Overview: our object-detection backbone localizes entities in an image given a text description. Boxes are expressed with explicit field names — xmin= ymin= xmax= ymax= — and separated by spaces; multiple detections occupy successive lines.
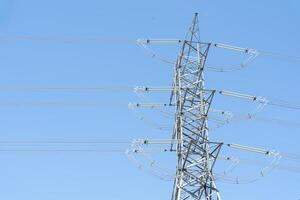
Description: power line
xmin=0 ymin=149 xmax=126 ymax=152
xmin=226 ymin=156 xmax=300 ymax=174
xmin=0 ymin=85 xmax=133 ymax=92
xmin=0 ymin=34 xmax=299 ymax=66
xmin=259 ymin=50 xmax=300 ymax=63
xmin=0 ymin=140 xmax=131 ymax=144
xmin=0 ymin=85 xmax=299 ymax=111
xmin=0 ymin=139 xmax=131 ymax=152
xmin=268 ymin=100 xmax=300 ymax=110
xmin=0 ymin=35 xmax=136 ymax=44
xmin=0 ymin=101 xmax=128 ymax=108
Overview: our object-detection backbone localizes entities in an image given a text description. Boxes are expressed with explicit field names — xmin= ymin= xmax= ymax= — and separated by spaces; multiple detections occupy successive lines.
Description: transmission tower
xmin=169 ymin=13 xmax=222 ymax=200
xmin=130 ymin=13 xmax=288 ymax=200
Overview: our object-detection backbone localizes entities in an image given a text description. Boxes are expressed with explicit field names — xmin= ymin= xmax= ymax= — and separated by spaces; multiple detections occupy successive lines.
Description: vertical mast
xmin=171 ymin=13 xmax=222 ymax=200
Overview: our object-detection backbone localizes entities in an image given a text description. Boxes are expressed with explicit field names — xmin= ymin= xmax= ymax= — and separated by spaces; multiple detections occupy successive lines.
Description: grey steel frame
xmin=170 ymin=13 xmax=223 ymax=200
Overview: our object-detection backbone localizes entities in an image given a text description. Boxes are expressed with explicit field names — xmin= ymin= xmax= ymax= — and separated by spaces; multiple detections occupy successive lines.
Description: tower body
xmin=171 ymin=13 xmax=222 ymax=200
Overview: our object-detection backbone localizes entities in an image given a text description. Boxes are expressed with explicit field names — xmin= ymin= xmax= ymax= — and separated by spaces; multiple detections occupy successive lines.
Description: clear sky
xmin=0 ymin=0 xmax=299 ymax=200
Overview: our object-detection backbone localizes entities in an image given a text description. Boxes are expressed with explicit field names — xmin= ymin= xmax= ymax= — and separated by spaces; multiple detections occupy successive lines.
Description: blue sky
xmin=0 ymin=0 xmax=299 ymax=200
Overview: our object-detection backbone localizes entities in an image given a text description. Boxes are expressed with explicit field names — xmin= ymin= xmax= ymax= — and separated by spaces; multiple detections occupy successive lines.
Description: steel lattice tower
xmin=133 ymin=12 xmax=283 ymax=200
xmin=170 ymin=13 xmax=223 ymax=200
